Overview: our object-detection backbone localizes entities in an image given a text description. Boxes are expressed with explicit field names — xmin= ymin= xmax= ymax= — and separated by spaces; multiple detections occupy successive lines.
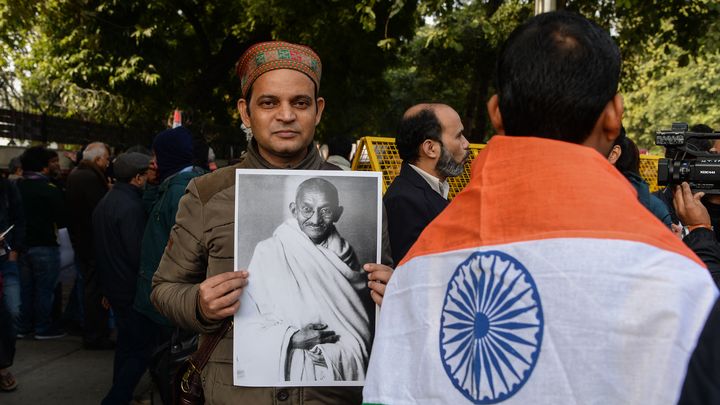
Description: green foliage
xmin=380 ymin=0 xmax=720 ymax=144
xmin=605 ymin=1 xmax=720 ymax=150
xmin=0 ymin=0 xmax=418 ymax=151
xmin=380 ymin=0 xmax=533 ymax=141
xmin=1 ymin=0 xmax=719 ymax=156
xmin=624 ymin=44 xmax=720 ymax=150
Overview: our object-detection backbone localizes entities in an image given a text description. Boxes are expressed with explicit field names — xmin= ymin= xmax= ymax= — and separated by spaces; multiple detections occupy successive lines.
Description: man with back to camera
xmin=150 ymin=41 xmax=392 ymax=404
xmin=236 ymin=177 xmax=370 ymax=383
xmin=384 ymin=103 xmax=469 ymax=264
xmin=363 ymin=11 xmax=720 ymax=404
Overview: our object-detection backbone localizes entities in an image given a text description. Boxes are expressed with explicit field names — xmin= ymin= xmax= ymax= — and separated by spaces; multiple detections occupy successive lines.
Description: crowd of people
xmin=0 ymin=9 xmax=719 ymax=405
xmin=0 ymin=125 xmax=212 ymax=403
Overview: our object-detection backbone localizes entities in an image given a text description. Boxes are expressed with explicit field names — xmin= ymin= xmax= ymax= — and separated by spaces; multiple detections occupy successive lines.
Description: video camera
xmin=656 ymin=122 xmax=720 ymax=194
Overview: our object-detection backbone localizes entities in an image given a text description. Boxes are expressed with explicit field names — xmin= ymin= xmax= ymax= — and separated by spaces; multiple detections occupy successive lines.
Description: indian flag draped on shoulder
xmin=363 ymin=135 xmax=718 ymax=405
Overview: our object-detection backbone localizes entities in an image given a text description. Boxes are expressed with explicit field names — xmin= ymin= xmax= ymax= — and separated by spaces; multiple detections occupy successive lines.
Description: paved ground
xmin=2 ymin=335 xmax=113 ymax=404
xmin=2 ymin=334 xmax=157 ymax=404
xmin=2 ymin=254 xmax=158 ymax=404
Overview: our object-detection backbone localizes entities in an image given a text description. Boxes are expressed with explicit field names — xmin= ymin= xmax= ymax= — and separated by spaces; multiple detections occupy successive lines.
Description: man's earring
xmin=241 ymin=123 xmax=253 ymax=142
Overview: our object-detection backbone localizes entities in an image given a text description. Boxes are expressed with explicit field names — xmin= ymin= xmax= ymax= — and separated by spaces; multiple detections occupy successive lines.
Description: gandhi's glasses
xmin=298 ymin=205 xmax=335 ymax=219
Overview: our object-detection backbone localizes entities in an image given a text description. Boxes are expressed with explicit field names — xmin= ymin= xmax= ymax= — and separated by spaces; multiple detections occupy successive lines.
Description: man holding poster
xmin=150 ymin=41 xmax=391 ymax=404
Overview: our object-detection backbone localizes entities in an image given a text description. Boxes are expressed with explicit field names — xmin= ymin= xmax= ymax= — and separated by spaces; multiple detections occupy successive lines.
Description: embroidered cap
xmin=236 ymin=41 xmax=322 ymax=98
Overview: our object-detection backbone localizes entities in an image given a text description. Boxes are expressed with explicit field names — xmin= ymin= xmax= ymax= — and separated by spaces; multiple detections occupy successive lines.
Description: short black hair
xmin=615 ymin=136 xmax=640 ymax=175
xmin=21 ymin=146 xmax=56 ymax=172
xmin=686 ymin=124 xmax=714 ymax=156
xmin=663 ymin=124 xmax=713 ymax=158
xmin=495 ymin=11 xmax=621 ymax=143
xmin=396 ymin=109 xmax=442 ymax=162
xmin=326 ymin=134 xmax=353 ymax=159
xmin=691 ymin=124 xmax=714 ymax=134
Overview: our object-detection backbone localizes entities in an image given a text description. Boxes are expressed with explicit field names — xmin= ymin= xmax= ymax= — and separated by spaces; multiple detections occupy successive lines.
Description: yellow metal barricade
xmin=639 ymin=155 xmax=661 ymax=193
xmin=353 ymin=136 xmax=663 ymax=197
xmin=351 ymin=136 xmax=484 ymax=199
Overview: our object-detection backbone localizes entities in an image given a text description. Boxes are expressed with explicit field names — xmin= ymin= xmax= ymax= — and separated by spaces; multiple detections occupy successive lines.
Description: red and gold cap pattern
xmin=236 ymin=41 xmax=322 ymax=98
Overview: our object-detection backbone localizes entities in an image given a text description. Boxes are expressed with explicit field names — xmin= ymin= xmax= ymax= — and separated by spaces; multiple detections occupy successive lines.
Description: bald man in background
xmin=384 ymin=104 xmax=469 ymax=264
xmin=66 ymin=142 xmax=113 ymax=349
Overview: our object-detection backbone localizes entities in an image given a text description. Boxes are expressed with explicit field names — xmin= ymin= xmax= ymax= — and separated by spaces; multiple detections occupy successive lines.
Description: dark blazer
xmin=66 ymin=161 xmax=109 ymax=258
xmin=384 ymin=162 xmax=449 ymax=264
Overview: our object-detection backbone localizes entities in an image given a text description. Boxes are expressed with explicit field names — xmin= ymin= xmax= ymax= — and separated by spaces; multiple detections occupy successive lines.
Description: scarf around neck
xmin=240 ymin=139 xmax=326 ymax=170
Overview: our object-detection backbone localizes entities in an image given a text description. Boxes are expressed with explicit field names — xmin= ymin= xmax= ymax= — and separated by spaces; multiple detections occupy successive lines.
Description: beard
xmin=436 ymin=146 xmax=468 ymax=178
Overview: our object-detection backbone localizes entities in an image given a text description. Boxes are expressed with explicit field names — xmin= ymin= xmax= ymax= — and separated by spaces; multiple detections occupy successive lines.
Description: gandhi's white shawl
xmin=235 ymin=219 xmax=370 ymax=385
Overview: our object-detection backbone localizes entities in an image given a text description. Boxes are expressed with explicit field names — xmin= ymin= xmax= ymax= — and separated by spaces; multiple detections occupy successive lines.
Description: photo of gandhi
xmin=235 ymin=176 xmax=373 ymax=385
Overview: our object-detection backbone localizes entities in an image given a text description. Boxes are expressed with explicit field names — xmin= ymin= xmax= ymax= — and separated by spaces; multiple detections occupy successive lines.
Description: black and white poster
xmin=233 ymin=169 xmax=382 ymax=387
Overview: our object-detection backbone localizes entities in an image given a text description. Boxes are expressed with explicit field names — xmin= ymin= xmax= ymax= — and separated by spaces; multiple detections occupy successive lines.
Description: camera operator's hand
xmin=674 ymin=182 xmax=711 ymax=229
xmin=671 ymin=223 xmax=683 ymax=239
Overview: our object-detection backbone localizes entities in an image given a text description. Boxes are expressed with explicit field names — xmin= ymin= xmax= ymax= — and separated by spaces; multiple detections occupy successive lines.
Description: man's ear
xmin=583 ymin=93 xmax=624 ymax=155
xmin=420 ymin=139 xmax=439 ymax=159
xmin=314 ymin=97 xmax=325 ymax=126
xmin=487 ymin=94 xmax=505 ymax=135
xmin=289 ymin=202 xmax=296 ymax=215
xmin=607 ymin=144 xmax=622 ymax=165
xmin=601 ymin=93 xmax=624 ymax=144
xmin=238 ymin=99 xmax=251 ymax=128
xmin=333 ymin=206 xmax=344 ymax=222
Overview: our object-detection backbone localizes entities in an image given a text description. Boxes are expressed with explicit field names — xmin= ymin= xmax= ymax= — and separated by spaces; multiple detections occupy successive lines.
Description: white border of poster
xmin=233 ymin=169 xmax=382 ymax=387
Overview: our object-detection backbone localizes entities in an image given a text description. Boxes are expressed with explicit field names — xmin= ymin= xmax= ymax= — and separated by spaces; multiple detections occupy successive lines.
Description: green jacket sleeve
xmin=151 ymin=179 xmax=221 ymax=334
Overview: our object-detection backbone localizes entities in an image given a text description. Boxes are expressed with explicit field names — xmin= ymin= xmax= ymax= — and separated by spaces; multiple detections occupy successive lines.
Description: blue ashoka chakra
xmin=439 ymin=251 xmax=543 ymax=404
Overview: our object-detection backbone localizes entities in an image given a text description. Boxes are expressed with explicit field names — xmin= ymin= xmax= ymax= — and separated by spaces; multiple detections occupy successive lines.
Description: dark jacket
xmin=678 ymin=297 xmax=720 ymax=404
xmin=655 ymin=187 xmax=720 ymax=237
xmin=92 ymin=182 xmax=147 ymax=308
xmin=17 ymin=173 xmax=67 ymax=247
xmin=0 ymin=178 xmax=25 ymax=252
xmin=134 ymin=166 xmax=206 ymax=326
xmin=653 ymin=187 xmax=720 ymax=281
xmin=66 ymin=161 xmax=109 ymax=258
xmin=704 ymin=200 xmax=720 ymax=242
xmin=384 ymin=162 xmax=449 ymax=264
xmin=683 ymin=227 xmax=720 ymax=289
